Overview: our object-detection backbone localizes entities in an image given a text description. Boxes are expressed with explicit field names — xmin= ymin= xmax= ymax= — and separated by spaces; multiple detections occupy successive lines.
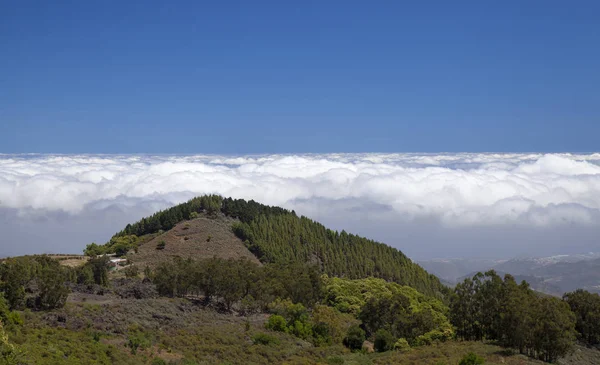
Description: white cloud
xmin=1 ymin=153 xmax=599 ymax=258
xmin=1 ymin=153 xmax=600 ymax=227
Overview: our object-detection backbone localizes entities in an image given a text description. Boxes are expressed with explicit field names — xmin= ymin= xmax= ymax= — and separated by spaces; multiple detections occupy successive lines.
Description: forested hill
xmin=111 ymin=195 xmax=449 ymax=298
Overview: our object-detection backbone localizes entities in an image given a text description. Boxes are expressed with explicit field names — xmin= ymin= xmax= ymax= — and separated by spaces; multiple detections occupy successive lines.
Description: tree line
xmin=450 ymin=270 xmax=578 ymax=363
xmin=0 ymin=256 xmax=70 ymax=311
xmin=149 ymin=256 xmax=322 ymax=311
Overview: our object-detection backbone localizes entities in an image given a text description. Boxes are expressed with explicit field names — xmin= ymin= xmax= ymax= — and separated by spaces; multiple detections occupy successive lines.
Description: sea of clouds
xmin=1 ymin=153 xmax=599 ymax=258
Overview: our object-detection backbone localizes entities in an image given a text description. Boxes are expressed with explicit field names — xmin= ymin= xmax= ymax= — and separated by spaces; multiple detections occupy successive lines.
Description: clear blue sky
xmin=1 ymin=1 xmax=599 ymax=153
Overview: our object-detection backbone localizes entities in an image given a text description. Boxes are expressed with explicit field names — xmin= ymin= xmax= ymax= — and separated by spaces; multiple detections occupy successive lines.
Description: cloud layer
xmin=1 ymin=153 xmax=599 ymax=258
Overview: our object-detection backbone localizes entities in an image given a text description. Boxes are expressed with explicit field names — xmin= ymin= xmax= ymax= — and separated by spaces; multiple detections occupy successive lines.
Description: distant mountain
xmin=456 ymin=270 xmax=564 ymax=296
xmin=421 ymin=253 xmax=600 ymax=295
xmin=493 ymin=252 xmax=600 ymax=276
xmin=418 ymin=258 xmax=506 ymax=284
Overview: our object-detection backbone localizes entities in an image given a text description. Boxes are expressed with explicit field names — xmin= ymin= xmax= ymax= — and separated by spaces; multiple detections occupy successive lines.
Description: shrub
xmin=311 ymin=304 xmax=359 ymax=344
xmin=265 ymin=315 xmax=287 ymax=332
xmin=269 ymin=299 xmax=309 ymax=324
xmin=393 ymin=338 xmax=411 ymax=353
xmin=189 ymin=211 xmax=199 ymax=219
xmin=151 ymin=358 xmax=167 ymax=365
xmin=414 ymin=328 xmax=453 ymax=346
xmin=114 ymin=243 xmax=130 ymax=257
xmin=343 ymin=325 xmax=365 ymax=350
xmin=252 ymin=333 xmax=280 ymax=345
xmin=206 ymin=235 xmax=212 ymax=242
xmin=143 ymin=266 xmax=153 ymax=279
xmin=312 ymin=321 xmax=333 ymax=346
xmin=374 ymin=329 xmax=395 ymax=352
xmin=156 ymin=241 xmax=166 ymax=250
xmin=124 ymin=265 xmax=139 ymax=278
xmin=327 ymin=356 xmax=345 ymax=364
xmin=290 ymin=320 xmax=313 ymax=340
xmin=0 ymin=320 xmax=21 ymax=365
xmin=0 ymin=296 xmax=11 ymax=324
xmin=459 ymin=352 xmax=485 ymax=365
xmin=127 ymin=328 xmax=151 ymax=355
xmin=36 ymin=265 xmax=70 ymax=310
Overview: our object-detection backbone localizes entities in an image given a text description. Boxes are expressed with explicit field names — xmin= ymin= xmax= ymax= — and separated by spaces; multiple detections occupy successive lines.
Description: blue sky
xmin=1 ymin=1 xmax=599 ymax=153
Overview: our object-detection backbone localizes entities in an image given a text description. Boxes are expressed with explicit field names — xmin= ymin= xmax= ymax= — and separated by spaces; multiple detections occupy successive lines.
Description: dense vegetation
xmin=3 ymin=251 xmax=598 ymax=364
xmin=2 ymin=196 xmax=599 ymax=364
xmin=98 ymin=195 xmax=447 ymax=298
xmin=563 ymin=289 xmax=600 ymax=346
xmin=0 ymin=256 xmax=70 ymax=312
xmin=450 ymin=271 xmax=577 ymax=362
xmin=150 ymin=257 xmax=322 ymax=310
xmin=323 ymin=277 xmax=453 ymax=346
xmin=149 ymin=257 xmax=454 ymax=351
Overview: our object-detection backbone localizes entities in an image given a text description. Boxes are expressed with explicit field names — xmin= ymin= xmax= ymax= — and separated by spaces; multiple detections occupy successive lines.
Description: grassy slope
xmin=9 ymin=290 xmax=596 ymax=365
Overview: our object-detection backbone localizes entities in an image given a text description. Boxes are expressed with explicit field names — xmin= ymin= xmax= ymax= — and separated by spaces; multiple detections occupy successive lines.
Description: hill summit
xmin=89 ymin=195 xmax=448 ymax=298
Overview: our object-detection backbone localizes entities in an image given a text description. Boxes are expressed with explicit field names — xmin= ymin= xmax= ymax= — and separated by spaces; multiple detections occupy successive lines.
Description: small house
xmin=108 ymin=258 xmax=128 ymax=270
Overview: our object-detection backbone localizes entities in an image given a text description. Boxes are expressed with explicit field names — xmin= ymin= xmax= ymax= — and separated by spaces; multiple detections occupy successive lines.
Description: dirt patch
xmin=58 ymin=257 xmax=89 ymax=268
xmin=129 ymin=214 xmax=260 ymax=268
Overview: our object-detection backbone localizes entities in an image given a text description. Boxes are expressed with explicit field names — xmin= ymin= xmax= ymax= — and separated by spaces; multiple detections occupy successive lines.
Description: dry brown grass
xmin=130 ymin=214 xmax=260 ymax=268
xmin=58 ymin=257 xmax=89 ymax=268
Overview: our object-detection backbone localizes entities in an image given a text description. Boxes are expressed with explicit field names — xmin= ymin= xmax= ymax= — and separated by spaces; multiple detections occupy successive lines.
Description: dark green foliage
xmin=0 ymin=256 xmax=69 ymax=310
xmin=563 ymin=289 xmax=600 ymax=346
xmin=252 ymin=333 xmax=280 ymax=345
xmin=127 ymin=327 xmax=151 ymax=355
xmin=357 ymin=288 xmax=451 ymax=345
xmin=82 ymin=256 xmax=110 ymax=286
xmin=232 ymin=212 xmax=448 ymax=299
xmin=151 ymin=358 xmax=167 ymax=365
xmin=0 ymin=257 xmax=34 ymax=310
xmin=0 ymin=320 xmax=21 ymax=365
xmin=458 ymin=352 xmax=485 ymax=365
xmin=83 ymin=242 xmax=104 ymax=257
xmin=393 ymin=338 xmax=411 ymax=352
xmin=451 ymin=271 xmax=576 ymax=362
xmin=265 ymin=315 xmax=287 ymax=332
xmin=221 ymin=197 xmax=289 ymax=223
xmin=156 ymin=241 xmax=166 ymax=250
xmin=312 ymin=321 xmax=333 ymax=346
xmin=85 ymin=235 xmax=138 ymax=257
xmin=267 ymin=300 xmax=316 ymax=341
xmin=0 ymin=296 xmax=9 ymax=325
xmin=151 ymin=257 xmax=321 ymax=311
xmin=37 ymin=263 xmax=69 ymax=310
xmin=374 ymin=329 xmax=395 ymax=352
xmin=343 ymin=325 xmax=365 ymax=350
xmin=76 ymin=265 xmax=94 ymax=285
xmin=113 ymin=243 xmax=130 ymax=257
xmin=322 ymin=276 xmax=453 ymax=346
xmin=115 ymin=195 xmax=224 ymax=237
xmin=0 ymin=296 xmax=22 ymax=328
xmin=310 ymin=305 xmax=359 ymax=345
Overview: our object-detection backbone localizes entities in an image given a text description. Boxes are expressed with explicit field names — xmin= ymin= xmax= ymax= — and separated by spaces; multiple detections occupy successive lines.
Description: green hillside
xmin=109 ymin=195 xmax=448 ymax=299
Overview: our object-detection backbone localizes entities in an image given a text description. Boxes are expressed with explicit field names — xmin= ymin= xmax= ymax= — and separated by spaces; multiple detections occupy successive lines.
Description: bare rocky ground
xmin=130 ymin=214 xmax=260 ymax=269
